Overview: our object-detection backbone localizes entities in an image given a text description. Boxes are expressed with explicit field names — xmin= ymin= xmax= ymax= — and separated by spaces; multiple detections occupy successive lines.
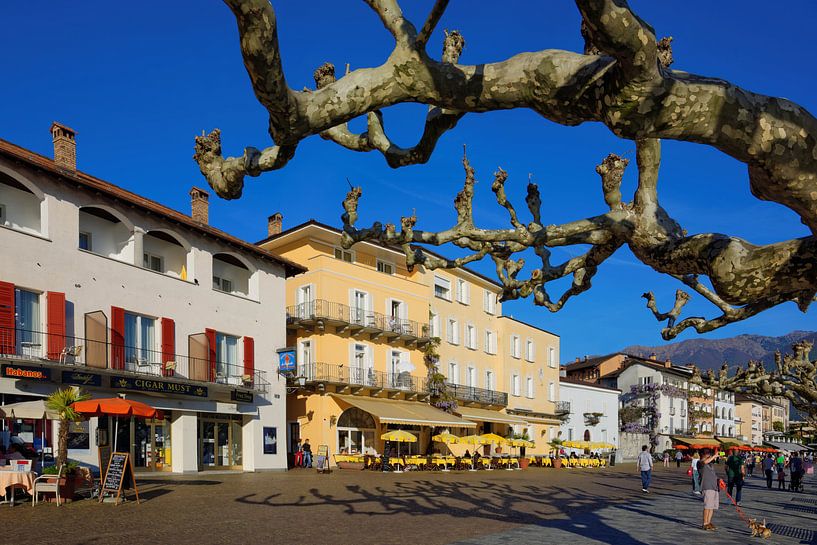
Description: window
xmin=376 ymin=260 xmax=393 ymax=275
xmin=334 ymin=247 xmax=353 ymax=262
xmin=548 ymin=347 xmax=556 ymax=368
xmin=526 ymin=377 xmax=534 ymax=398
xmin=124 ymin=312 xmax=156 ymax=366
xmin=350 ymin=343 xmax=371 ymax=384
xmin=448 ymin=362 xmax=458 ymax=385
xmin=568 ymin=428 xmax=574 ymax=441
xmin=456 ymin=279 xmax=470 ymax=304
xmin=483 ymin=289 xmax=495 ymax=314
xmin=212 ymin=276 xmax=233 ymax=293
xmin=525 ymin=339 xmax=535 ymax=362
xmin=215 ymin=332 xmax=239 ymax=377
xmin=510 ymin=335 xmax=521 ymax=358
xmin=484 ymin=330 xmax=496 ymax=354
xmin=0 ymin=204 xmax=4 ymax=223
xmin=548 ymin=381 xmax=555 ymax=401
xmin=143 ymin=252 xmax=163 ymax=273
xmin=511 ymin=373 xmax=520 ymax=396
xmin=351 ymin=290 xmax=369 ymax=325
xmin=465 ymin=324 xmax=476 ymax=349
xmin=639 ymin=376 xmax=653 ymax=386
xmin=78 ymin=231 xmax=92 ymax=251
xmin=466 ymin=366 xmax=476 ymax=388
xmin=485 ymin=370 xmax=494 ymax=390
xmin=434 ymin=275 xmax=451 ymax=301
xmin=429 ymin=311 xmax=440 ymax=337
xmin=299 ymin=340 xmax=313 ymax=377
xmin=447 ymin=318 xmax=459 ymax=345
xmin=14 ymin=288 xmax=40 ymax=349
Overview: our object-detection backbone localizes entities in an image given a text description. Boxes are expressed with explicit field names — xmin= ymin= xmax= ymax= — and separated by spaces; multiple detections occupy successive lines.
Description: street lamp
xmin=285 ymin=374 xmax=307 ymax=394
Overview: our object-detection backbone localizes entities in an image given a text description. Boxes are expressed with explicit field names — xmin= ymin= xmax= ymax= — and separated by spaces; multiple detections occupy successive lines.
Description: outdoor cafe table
xmin=0 ymin=467 xmax=35 ymax=506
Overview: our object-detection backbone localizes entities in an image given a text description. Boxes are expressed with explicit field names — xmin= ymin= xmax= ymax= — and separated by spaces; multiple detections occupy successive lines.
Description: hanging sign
xmin=277 ymin=347 xmax=296 ymax=373
xmin=231 ymin=390 xmax=253 ymax=403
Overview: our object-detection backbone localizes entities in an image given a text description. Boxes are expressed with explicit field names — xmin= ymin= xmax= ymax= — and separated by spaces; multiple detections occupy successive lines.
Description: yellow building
xmin=260 ymin=219 xmax=561 ymax=463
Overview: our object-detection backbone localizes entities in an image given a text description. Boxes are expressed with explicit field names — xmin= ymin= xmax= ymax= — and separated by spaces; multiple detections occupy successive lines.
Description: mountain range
xmin=621 ymin=330 xmax=817 ymax=371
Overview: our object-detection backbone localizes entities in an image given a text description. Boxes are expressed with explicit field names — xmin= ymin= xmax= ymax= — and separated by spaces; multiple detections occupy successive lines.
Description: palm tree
xmin=45 ymin=387 xmax=90 ymax=467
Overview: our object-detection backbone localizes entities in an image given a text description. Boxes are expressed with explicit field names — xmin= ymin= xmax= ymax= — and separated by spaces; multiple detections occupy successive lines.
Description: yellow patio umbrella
xmin=508 ymin=438 xmax=535 ymax=448
xmin=459 ymin=435 xmax=488 ymax=471
xmin=479 ymin=433 xmax=510 ymax=446
xmin=380 ymin=430 xmax=417 ymax=473
xmin=431 ymin=433 xmax=460 ymax=472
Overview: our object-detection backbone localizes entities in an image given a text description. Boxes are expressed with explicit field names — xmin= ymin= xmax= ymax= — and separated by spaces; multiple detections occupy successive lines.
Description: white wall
xmin=0 ymin=180 xmax=42 ymax=235
xmin=0 ymin=156 xmax=290 ymax=472
xmin=143 ymin=232 xmax=188 ymax=278
xmin=559 ymin=381 xmax=620 ymax=449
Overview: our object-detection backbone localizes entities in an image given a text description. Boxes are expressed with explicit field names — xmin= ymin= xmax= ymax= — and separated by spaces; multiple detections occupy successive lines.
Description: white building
xmin=0 ymin=123 xmax=304 ymax=473
xmin=713 ymin=389 xmax=736 ymax=438
xmin=602 ymin=359 xmax=690 ymax=452
xmin=558 ymin=378 xmax=620 ymax=449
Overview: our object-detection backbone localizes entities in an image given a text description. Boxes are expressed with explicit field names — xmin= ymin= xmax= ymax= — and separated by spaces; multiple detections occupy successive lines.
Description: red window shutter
xmin=243 ymin=336 xmax=255 ymax=381
xmin=161 ymin=317 xmax=175 ymax=377
xmin=205 ymin=328 xmax=217 ymax=382
xmin=0 ymin=281 xmax=15 ymax=355
xmin=46 ymin=292 xmax=66 ymax=360
xmin=111 ymin=306 xmax=125 ymax=370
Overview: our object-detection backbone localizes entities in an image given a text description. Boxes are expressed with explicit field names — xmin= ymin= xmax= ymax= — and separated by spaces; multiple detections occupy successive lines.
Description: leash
xmin=718 ymin=478 xmax=751 ymax=524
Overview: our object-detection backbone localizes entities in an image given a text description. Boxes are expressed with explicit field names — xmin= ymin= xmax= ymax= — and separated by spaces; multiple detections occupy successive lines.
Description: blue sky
xmin=2 ymin=1 xmax=815 ymax=361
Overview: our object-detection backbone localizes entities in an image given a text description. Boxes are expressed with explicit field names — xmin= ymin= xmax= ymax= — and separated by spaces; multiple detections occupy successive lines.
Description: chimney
xmin=664 ymin=359 xmax=672 ymax=368
xmin=268 ymin=212 xmax=283 ymax=237
xmin=50 ymin=122 xmax=77 ymax=171
xmin=575 ymin=357 xmax=580 ymax=363
xmin=584 ymin=355 xmax=589 ymax=362
xmin=649 ymin=353 xmax=657 ymax=361
xmin=189 ymin=187 xmax=209 ymax=224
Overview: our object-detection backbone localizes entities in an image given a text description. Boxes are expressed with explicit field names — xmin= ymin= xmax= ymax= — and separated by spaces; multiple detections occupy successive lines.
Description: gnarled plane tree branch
xmin=691 ymin=341 xmax=817 ymax=423
xmin=197 ymin=0 xmax=817 ymax=338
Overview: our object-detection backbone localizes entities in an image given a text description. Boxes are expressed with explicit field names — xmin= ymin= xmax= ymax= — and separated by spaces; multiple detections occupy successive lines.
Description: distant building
xmin=558 ymin=378 xmax=620 ymax=449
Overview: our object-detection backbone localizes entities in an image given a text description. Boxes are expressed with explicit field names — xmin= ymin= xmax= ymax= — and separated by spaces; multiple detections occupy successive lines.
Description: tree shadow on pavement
xmin=235 ymin=478 xmax=652 ymax=545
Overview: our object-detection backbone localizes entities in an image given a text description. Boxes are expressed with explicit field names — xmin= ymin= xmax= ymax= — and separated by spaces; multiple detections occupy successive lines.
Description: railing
xmin=0 ymin=327 xmax=268 ymax=393
xmin=555 ymin=400 xmax=571 ymax=414
xmin=297 ymin=362 xmax=427 ymax=394
xmin=287 ymin=300 xmax=429 ymax=340
xmin=444 ymin=382 xmax=508 ymax=406
xmin=669 ymin=407 xmax=676 ymax=416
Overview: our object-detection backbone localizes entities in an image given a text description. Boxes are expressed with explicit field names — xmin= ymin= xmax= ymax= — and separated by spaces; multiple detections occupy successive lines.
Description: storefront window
xmin=198 ymin=414 xmax=242 ymax=468
xmin=336 ymin=408 xmax=376 ymax=455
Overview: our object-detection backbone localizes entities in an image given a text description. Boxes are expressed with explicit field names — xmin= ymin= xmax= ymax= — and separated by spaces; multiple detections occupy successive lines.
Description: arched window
xmin=0 ymin=170 xmax=44 ymax=235
xmin=78 ymin=205 xmax=133 ymax=261
xmin=143 ymin=229 xmax=191 ymax=279
xmin=728 ymin=408 xmax=733 ymax=420
xmin=337 ymin=407 xmax=376 ymax=456
xmin=583 ymin=429 xmax=591 ymax=441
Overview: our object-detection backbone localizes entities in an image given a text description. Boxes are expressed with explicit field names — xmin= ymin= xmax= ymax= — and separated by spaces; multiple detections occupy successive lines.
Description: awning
xmin=716 ymin=437 xmax=751 ymax=447
xmin=763 ymin=440 xmax=813 ymax=452
xmin=0 ymin=400 xmax=59 ymax=420
xmin=456 ymin=406 xmax=529 ymax=425
xmin=513 ymin=415 xmax=562 ymax=426
xmin=671 ymin=436 xmax=721 ymax=448
xmin=331 ymin=394 xmax=476 ymax=428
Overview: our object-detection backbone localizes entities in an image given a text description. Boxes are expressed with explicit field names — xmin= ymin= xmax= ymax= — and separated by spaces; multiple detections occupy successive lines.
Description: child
xmin=777 ymin=466 xmax=786 ymax=490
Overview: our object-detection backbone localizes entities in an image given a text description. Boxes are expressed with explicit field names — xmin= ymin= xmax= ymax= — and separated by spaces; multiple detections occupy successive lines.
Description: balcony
xmin=296 ymin=362 xmax=427 ymax=396
xmin=287 ymin=300 xmax=429 ymax=344
xmin=1 ymin=327 xmax=268 ymax=393
xmin=443 ymin=382 xmax=508 ymax=407
xmin=555 ymin=400 xmax=571 ymax=415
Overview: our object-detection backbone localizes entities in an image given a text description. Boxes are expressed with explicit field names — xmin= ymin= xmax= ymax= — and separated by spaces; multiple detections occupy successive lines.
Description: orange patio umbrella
xmin=673 ymin=445 xmax=688 ymax=450
xmin=72 ymin=398 xmax=162 ymax=451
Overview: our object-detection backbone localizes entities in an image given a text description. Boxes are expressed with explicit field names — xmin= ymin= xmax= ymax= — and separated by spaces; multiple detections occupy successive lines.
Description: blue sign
xmin=277 ymin=348 xmax=296 ymax=373
xmin=62 ymin=370 xmax=103 ymax=387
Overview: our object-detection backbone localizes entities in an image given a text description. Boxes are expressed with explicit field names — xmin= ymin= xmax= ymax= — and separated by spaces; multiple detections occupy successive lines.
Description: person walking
xmin=747 ymin=453 xmax=755 ymax=477
xmin=637 ymin=445 xmax=654 ymax=493
xmin=777 ymin=465 xmax=786 ymax=490
xmin=302 ymin=438 xmax=313 ymax=468
xmin=699 ymin=448 xmax=721 ymax=531
xmin=762 ymin=453 xmax=775 ymax=489
xmin=790 ymin=452 xmax=804 ymax=491
xmin=675 ymin=449 xmax=683 ymax=468
xmin=663 ymin=451 xmax=670 ymax=468
xmin=691 ymin=452 xmax=702 ymax=495
xmin=725 ymin=449 xmax=746 ymax=505
xmin=776 ymin=451 xmax=786 ymax=471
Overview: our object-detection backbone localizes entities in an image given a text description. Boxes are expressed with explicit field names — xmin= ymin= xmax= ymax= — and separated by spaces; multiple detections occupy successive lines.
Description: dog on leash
xmin=748 ymin=518 xmax=772 ymax=539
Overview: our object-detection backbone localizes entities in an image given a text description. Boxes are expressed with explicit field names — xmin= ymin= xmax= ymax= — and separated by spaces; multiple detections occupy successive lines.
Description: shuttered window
xmin=46 ymin=292 xmax=66 ymax=359
xmin=110 ymin=306 xmax=125 ymax=370
xmin=0 ymin=281 xmax=15 ymax=354
xmin=161 ymin=317 xmax=175 ymax=377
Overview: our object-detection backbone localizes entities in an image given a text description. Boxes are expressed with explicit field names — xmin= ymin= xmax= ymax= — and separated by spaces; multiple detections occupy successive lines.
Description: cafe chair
xmin=33 ymin=465 xmax=64 ymax=506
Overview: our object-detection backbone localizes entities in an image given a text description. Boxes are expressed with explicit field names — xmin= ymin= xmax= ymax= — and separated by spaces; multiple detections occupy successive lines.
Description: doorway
xmin=105 ymin=416 xmax=171 ymax=472
xmin=199 ymin=414 xmax=243 ymax=469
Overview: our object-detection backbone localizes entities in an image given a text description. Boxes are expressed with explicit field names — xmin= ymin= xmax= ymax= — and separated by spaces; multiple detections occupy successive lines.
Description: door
xmin=352 ymin=291 xmax=367 ymax=324
xmin=299 ymin=340 xmax=313 ymax=379
xmin=390 ymin=350 xmax=401 ymax=387
xmin=199 ymin=416 xmax=242 ymax=469
xmin=133 ymin=418 xmax=171 ymax=472
xmin=352 ymin=344 xmax=367 ymax=385
xmin=296 ymin=285 xmax=313 ymax=318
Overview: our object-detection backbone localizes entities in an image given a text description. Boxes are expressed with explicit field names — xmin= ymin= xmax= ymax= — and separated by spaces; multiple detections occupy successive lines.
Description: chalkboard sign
xmin=316 ymin=444 xmax=329 ymax=473
xmin=99 ymin=452 xmax=140 ymax=505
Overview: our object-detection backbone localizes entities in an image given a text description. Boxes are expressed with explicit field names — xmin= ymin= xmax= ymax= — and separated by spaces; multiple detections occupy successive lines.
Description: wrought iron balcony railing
xmin=1 ymin=327 xmax=268 ymax=393
xmin=296 ymin=362 xmax=427 ymax=394
xmin=555 ymin=400 xmax=571 ymax=414
xmin=286 ymin=300 xmax=429 ymax=341
xmin=443 ymin=382 xmax=508 ymax=406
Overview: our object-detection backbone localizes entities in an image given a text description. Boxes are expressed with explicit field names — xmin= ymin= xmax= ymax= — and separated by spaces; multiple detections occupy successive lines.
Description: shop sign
xmin=231 ymin=390 xmax=253 ymax=403
xmin=62 ymin=370 xmax=102 ymax=387
xmin=1 ymin=364 xmax=51 ymax=381
xmin=277 ymin=347 xmax=296 ymax=373
xmin=110 ymin=375 xmax=208 ymax=398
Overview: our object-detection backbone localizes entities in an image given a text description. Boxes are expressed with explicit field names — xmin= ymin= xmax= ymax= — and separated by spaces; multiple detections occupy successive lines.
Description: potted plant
xmin=548 ymin=438 xmax=565 ymax=468
xmin=40 ymin=461 xmax=83 ymax=502
xmin=45 ymin=387 xmax=90 ymax=500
